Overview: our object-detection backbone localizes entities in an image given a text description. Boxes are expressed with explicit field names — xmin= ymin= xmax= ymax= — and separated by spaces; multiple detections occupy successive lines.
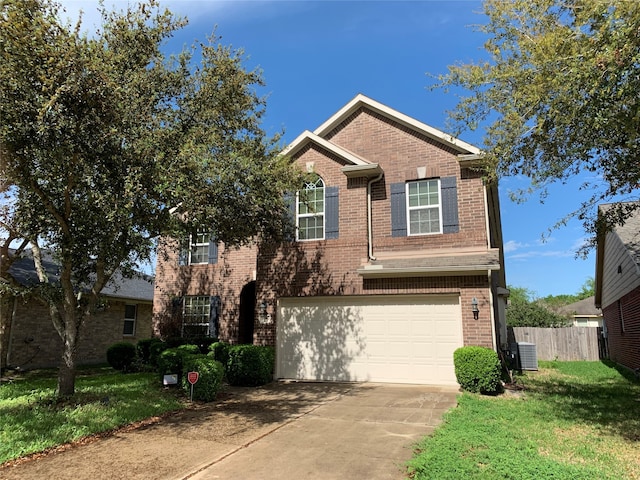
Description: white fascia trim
xmin=314 ymin=94 xmax=481 ymax=155
xmin=282 ymin=131 xmax=369 ymax=166
xmin=357 ymin=263 xmax=501 ymax=278
xmin=341 ymin=163 xmax=383 ymax=178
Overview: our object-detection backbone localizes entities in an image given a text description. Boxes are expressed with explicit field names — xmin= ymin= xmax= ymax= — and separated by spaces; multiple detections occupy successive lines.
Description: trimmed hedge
xmin=136 ymin=338 xmax=164 ymax=365
xmin=181 ymin=355 xmax=225 ymax=402
xmin=157 ymin=344 xmax=200 ymax=382
xmin=226 ymin=345 xmax=274 ymax=387
xmin=106 ymin=342 xmax=137 ymax=372
xmin=208 ymin=342 xmax=230 ymax=367
xmin=453 ymin=346 xmax=502 ymax=394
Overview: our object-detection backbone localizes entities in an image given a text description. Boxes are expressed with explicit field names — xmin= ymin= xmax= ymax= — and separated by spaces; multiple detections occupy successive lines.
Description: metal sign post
xmin=187 ymin=371 xmax=199 ymax=401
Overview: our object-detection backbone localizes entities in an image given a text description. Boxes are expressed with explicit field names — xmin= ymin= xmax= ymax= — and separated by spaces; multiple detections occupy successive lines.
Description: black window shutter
xmin=390 ymin=183 xmax=407 ymax=237
xmin=208 ymin=235 xmax=218 ymax=264
xmin=178 ymin=237 xmax=188 ymax=266
xmin=284 ymin=192 xmax=296 ymax=241
xmin=209 ymin=296 xmax=220 ymax=338
xmin=441 ymin=176 xmax=460 ymax=234
xmin=325 ymin=186 xmax=339 ymax=239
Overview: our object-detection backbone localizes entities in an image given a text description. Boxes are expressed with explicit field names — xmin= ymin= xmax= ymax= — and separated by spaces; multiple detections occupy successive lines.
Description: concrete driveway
xmin=187 ymin=382 xmax=458 ymax=480
xmin=0 ymin=382 xmax=458 ymax=480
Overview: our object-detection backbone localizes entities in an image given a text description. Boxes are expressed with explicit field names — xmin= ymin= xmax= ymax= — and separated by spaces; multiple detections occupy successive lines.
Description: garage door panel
xmin=277 ymin=295 xmax=462 ymax=385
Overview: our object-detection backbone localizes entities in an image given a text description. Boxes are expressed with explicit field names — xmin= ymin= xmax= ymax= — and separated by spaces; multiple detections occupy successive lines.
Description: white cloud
xmin=503 ymin=240 xmax=522 ymax=253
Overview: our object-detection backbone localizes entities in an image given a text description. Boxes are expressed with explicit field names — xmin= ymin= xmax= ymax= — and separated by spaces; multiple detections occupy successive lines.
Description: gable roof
xmin=282 ymin=94 xmax=482 ymax=165
xmin=7 ymin=250 xmax=154 ymax=302
xmin=556 ymin=296 xmax=601 ymax=317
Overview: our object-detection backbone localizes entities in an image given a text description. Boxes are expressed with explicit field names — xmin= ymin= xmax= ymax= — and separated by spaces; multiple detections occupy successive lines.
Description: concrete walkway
xmin=0 ymin=382 xmax=458 ymax=480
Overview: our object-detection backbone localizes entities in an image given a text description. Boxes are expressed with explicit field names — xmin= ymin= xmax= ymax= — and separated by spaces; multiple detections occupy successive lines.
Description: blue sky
xmin=58 ymin=0 xmax=597 ymax=298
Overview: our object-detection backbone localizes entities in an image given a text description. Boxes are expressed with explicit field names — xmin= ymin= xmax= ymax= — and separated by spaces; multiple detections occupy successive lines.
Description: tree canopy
xmin=0 ymin=0 xmax=298 ymax=395
xmin=433 ymin=0 xmax=640 ymax=251
xmin=506 ymin=285 xmax=571 ymax=328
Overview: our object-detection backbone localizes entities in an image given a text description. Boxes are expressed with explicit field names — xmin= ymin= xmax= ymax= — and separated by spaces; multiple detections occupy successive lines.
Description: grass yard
xmin=0 ymin=367 xmax=185 ymax=465
xmin=408 ymin=361 xmax=640 ymax=480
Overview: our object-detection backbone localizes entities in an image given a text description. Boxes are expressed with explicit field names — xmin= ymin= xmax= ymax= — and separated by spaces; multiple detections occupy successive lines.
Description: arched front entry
xmin=238 ymin=281 xmax=256 ymax=344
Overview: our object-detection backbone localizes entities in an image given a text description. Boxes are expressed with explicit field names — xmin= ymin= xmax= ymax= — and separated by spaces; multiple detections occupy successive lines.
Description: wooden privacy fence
xmin=509 ymin=327 xmax=605 ymax=361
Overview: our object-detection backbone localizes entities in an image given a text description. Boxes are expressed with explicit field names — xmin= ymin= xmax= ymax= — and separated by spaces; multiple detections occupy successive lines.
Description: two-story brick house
xmin=153 ymin=94 xmax=508 ymax=386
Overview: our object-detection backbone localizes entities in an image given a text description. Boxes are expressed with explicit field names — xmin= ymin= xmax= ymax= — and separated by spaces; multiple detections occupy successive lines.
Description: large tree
xmin=433 ymin=0 xmax=640 ymax=249
xmin=0 ymin=0 xmax=297 ymax=395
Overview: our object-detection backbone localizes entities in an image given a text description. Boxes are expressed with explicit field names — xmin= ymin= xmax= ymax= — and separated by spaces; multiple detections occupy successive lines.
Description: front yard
xmin=0 ymin=367 xmax=185 ymax=465
xmin=2 ymin=361 xmax=639 ymax=478
xmin=408 ymin=361 xmax=640 ymax=479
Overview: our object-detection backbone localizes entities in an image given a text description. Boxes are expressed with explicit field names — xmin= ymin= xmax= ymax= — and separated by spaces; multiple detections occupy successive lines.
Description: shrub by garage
xmin=453 ymin=346 xmax=501 ymax=394
xmin=226 ymin=345 xmax=274 ymax=387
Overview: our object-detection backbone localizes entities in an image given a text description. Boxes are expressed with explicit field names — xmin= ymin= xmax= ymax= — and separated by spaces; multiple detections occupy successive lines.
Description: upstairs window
xmin=297 ymin=176 xmax=325 ymax=241
xmin=179 ymin=230 xmax=218 ymax=266
xmin=407 ymin=179 xmax=442 ymax=235
xmin=391 ymin=177 xmax=458 ymax=237
xmin=189 ymin=230 xmax=210 ymax=264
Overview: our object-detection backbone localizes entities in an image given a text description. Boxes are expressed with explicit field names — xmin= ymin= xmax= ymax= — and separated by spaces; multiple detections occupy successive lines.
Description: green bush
xmin=453 ymin=346 xmax=502 ymax=394
xmin=106 ymin=342 xmax=137 ymax=372
xmin=181 ymin=354 xmax=225 ymax=402
xmin=165 ymin=336 xmax=218 ymax=354
xmin=208 ymin=342 xmax=230 ymax=366
xmin=136 ymin=338 xmax=164 ymax=365
xmin=226 ymin=345 xmax=274 ymax=386
xmin=149 ymin=340 xmax=168 ymax=367
xmin=157 ymin=344 xmax=200 ymax=381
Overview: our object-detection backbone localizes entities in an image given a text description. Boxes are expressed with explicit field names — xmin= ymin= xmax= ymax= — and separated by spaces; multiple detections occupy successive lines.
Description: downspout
xmin=488 ymin=269 xmax=498 ymax=351
xmin=367 ymin=173 xmax=384 ymax=261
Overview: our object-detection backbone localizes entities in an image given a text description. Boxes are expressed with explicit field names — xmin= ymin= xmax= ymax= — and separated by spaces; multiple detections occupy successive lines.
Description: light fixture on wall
xmin=471 ymin=297 xmax=479 ymax=320
xmin=258 ymin=301 xmax=272 ymax=325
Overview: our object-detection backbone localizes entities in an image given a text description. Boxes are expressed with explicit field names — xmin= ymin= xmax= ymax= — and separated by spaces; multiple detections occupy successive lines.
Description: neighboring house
xmin=557 ymin=296 xmax=603 ymax=327
xmin=595 ymin=202 xmax=640 ymax=373
xmin=4 ymin=251 xmax=153 ymax=369
xmin=154 ymin=94 xmax=508 ymax=386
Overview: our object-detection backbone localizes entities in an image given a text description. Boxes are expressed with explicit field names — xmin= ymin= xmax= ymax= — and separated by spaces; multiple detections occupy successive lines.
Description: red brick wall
xmin=153 ymin=238 xmax=257 ymax=343
xmin=603 ymin=285 xmax=640 ymax=371
xmin=254 ymin=107 xmax=494 ymax=349
xmin=8 ymin=298 xmax=152 ymax=369
xmin=155 ymin=106 xmax=496 ymax=352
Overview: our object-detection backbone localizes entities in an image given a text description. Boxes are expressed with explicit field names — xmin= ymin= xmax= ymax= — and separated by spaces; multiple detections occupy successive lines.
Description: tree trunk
xmin=54 ymin=306 xmax=81 ymax=397
xmin=57 ymin=356 xmax=76 ymax=397
xmin=0 ymin=295 xmax=13 ymax=372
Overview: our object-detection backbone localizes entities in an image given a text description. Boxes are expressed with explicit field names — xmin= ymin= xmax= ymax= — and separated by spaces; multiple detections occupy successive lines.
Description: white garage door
xmin=277 ymin=295 xmax=462 ymax=385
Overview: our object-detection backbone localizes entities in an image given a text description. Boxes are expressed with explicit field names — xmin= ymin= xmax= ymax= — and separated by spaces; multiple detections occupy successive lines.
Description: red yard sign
xmin=187 ymin=371 xmax=199 ymax=385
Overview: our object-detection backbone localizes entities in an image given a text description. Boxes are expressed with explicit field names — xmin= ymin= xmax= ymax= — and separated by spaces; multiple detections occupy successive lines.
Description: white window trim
xmin=182 ymin=295 xmax=211 ymax=337
xmin=406 ymin=179 xmax=443 ymax=236
xmin=123 ymin=304 xmax=137 ymax=337
xmin=188 ymin=231 xmax=210 ymax=265
xmin=296 ymin=177 xmax=325 ymax=241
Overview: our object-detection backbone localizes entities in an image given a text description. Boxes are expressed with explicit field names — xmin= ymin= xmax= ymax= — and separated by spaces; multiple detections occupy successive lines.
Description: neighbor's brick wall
xmin=8 ymin=298 xmax=152 ymax=369
xmin=254 ymin=107 xmax=494 ymax=349
xmin=603 ymin=285 xmax=640 ymax=371
xmin=153 ymin=238 xmax=257 ymax=343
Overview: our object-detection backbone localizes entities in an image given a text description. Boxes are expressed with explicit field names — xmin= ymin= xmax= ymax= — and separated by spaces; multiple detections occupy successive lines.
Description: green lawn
xmin=407 ymin=361 xmax=640 ymax=479
xmin=0 ymin=367 xmax=185 ymax=465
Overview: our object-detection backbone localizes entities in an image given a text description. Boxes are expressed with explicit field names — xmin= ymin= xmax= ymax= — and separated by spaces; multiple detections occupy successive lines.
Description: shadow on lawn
xmin=526 ymin=361 xmax=640 ymax=442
